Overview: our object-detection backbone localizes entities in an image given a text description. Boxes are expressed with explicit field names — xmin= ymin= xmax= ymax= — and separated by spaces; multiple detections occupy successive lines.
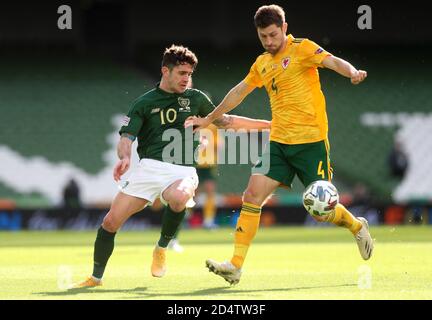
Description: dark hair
xmin=161 ymin=45 xmax=198 ymax=70
xmin=254 ymin=4 xmax=285 ymax=28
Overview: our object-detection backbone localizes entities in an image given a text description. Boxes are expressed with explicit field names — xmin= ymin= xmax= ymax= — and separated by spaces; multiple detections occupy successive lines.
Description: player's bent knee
xmin=169 ymin=201 xmax=186 ymax=212
xmin=243 ymin=188 xmax=264 ymax=206
xmin=102 ymin=214 xmax=121 ymax=232
xmin=168 ymin=191 xmax=191 ymax=212
xmin=170 ymin=198 xmax=189 ymax=212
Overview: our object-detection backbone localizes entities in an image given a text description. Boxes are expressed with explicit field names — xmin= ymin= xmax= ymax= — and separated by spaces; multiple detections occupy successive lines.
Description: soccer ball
xmin=302 ymin=180 xmax=339 ymax=216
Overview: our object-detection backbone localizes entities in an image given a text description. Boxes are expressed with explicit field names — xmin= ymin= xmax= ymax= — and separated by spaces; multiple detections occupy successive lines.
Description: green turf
xmin=0 ymin=225 xmax=431 ymax=300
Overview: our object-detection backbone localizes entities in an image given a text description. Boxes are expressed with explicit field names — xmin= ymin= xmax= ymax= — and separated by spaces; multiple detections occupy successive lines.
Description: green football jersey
xmin=119 ymin=84 xmax=215 ymax=166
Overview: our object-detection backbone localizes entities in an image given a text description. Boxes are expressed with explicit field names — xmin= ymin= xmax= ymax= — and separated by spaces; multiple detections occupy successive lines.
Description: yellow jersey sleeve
xmin=299 ymin=39 xmax=331 ymax=68
xmin=244 ymin=60 xmax=264 ymax=88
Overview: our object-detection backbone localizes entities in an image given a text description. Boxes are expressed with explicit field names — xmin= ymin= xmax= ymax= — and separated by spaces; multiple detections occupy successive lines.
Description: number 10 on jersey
xmin=160 ymin=108 xmax=178 ymax=124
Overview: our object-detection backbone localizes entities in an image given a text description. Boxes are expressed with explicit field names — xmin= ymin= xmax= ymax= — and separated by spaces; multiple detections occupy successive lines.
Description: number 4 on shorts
xmin=317 ymin=160 xmax=325 ymax=179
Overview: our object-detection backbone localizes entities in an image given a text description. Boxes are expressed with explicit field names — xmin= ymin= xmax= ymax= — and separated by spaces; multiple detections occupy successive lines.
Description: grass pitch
xmin=0 ymin=225 xmax=431 ymax=300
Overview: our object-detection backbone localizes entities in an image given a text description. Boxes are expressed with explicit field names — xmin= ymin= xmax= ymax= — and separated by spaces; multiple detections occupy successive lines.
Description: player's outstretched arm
xmin=213 ymin=114 xmax=271 ymax=131
xmin=113 ymin=134 xmax=133 ymax=181
xmin=185 ymin=80 xmax=255 ymax=131
xmin=184 ymin=115 xmax=270 ymax=131
xmin=322 ymin=55 xmax=367 ymax=84
xmin=208 ymin=80 xmax=255 ymax=122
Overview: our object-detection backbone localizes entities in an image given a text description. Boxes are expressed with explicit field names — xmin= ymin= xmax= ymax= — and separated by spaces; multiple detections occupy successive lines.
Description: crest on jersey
xmin=281 ymin=57 xmax=290 ymax=69
xmin=178 ymin=97 xmax=190 ymax=109
xmin=178 ymin=97 xmax=191 ymax=112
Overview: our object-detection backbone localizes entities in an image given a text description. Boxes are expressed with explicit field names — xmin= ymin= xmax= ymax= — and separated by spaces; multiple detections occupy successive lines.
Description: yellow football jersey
xmin=244 ymin=34 xmax=332 ymax=145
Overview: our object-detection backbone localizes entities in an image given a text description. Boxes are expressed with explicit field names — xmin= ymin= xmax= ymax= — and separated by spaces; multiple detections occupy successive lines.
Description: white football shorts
xmin=119 ymin=158 xmax=199 ymax=208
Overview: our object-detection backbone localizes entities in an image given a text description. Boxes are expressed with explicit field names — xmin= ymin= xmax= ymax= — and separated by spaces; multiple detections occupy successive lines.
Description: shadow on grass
xmin=186 ymin=283 xmax=357 ymax=296
xmin=33 ymin=283 xmax=357 ymax=299
xmin=33 ymin=287 xmax=149 ymax=297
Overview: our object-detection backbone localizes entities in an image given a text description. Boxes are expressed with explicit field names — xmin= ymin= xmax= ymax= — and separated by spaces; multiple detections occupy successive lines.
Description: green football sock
xmin=158 ymin=205 xmax=186 ymax=248
xmin=173 ymin=226 xmax=181 ymax=239
xmin=92 ymin=226 xmax=116 ymax=279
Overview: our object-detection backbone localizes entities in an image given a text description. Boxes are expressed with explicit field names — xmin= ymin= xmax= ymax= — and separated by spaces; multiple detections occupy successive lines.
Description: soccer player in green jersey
xmin=71 ymin=45 xmax=270 ymax=288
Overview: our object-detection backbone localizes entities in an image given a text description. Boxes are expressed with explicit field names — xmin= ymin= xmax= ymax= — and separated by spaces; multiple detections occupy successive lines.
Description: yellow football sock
xmin=326 ymin=203 xmax=362 ymax=235
xmin=203 ymin=194 xmax=216 ymax=224
xmin=231 ymin=202 xmax=261 ymax=269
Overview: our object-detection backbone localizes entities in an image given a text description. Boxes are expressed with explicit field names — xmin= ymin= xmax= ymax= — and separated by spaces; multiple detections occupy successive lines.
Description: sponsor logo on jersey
xmin=282 ymin=57 xmax=290 ymax=69
xmin=121 ymin=116 xmax=130 ymax=126
xmin=151 ymin=108 xmax=161 ymax=114
xmin=315 ymin=48 xmax=324 ymax=54
xmin=178 ymin=97 xmax=191 ymax=112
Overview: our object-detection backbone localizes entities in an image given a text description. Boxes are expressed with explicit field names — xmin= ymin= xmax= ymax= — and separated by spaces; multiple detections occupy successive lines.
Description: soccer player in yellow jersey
xmin=186 ymin=4 xmax=373 ymax=285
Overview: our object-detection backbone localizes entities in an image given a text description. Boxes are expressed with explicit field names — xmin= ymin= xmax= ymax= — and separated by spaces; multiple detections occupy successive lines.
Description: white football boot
xmin=355 ymin=217 xmax=374 ymax=260
xmin=205 ymin=259 xmax=242 ymax=285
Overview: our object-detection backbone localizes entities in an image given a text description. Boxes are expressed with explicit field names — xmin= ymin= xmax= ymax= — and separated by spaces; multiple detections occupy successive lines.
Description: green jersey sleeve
xmin=118 ymin=99 xmax=145 ymax=137
xmin=197 ymin=90 xmax=215 ymax=117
